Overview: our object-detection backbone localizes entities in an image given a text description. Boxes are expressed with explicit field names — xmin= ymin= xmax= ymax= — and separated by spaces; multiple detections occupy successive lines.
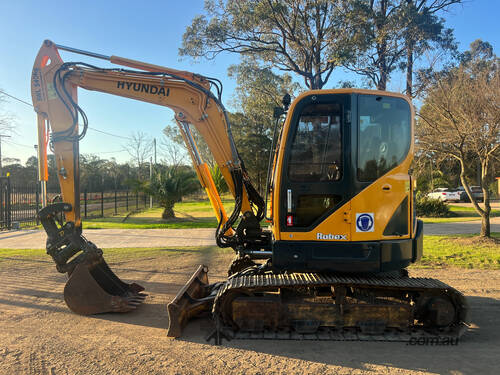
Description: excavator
xmin=31 ymin=40 xmax=468 ymax=343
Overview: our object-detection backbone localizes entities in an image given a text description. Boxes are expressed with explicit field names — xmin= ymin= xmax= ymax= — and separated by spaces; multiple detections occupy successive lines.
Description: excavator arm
xmin=31 ymin=40 xmax=267 ymax=318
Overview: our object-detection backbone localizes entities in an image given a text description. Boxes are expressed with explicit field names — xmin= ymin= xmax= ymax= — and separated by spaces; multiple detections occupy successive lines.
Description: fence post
xmin=136 ymin=191 xmax=138 ymax=210
xmin=114 ymin=190 xmax=117 ymax=215
xmin=126 ymin=190 xmax=129 ymax=211
xmin=35 ymin=183 xmax=40 ymax=225
xmin=144 ymin=192 xmax=147 ymax=208
xmin=84 ymin=191 xmax=87 ymax=218
xmin=101 ymin=190 xmax=104 ymax=218
xmin=6 ymin=177 xmax=11 ymax=229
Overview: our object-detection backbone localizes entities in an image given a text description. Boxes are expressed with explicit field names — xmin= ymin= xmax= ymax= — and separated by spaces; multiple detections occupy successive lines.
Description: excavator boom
xmin=31 ymin=40 xmax=265 ymax=318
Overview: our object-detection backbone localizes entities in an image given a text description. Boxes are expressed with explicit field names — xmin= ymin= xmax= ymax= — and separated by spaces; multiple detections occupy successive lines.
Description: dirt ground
xmin=0 ymin=249 xmax=498 ymax=375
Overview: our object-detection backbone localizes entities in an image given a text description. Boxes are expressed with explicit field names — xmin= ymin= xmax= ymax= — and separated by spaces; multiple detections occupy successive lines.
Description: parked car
xmin=426 ymin=188 xmax=460 ymax=202
xmin=456 ymin=186 xmax=484 ymax=203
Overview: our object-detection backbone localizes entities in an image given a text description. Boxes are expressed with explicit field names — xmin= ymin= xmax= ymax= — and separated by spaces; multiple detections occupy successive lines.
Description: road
xmin=424 ymin=216 xmax=500 ymax=235
xmin=0 ymin=217 xmax=499 ymax=249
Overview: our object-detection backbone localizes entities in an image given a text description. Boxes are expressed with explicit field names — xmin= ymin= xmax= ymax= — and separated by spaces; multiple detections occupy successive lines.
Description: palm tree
xmin=140 ymin=166 xmax=200 ymax=219
xmin=210 ymin=164 xmax=228 ymax=194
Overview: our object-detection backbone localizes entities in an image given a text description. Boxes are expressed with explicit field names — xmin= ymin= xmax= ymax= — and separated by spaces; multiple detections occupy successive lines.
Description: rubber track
xmin=212 ymin=272 xmax=469 ymax=342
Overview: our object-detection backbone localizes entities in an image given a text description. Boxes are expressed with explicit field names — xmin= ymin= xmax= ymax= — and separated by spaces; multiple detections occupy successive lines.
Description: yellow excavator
xmin=31 ymin=40 xmax=467 ymax=343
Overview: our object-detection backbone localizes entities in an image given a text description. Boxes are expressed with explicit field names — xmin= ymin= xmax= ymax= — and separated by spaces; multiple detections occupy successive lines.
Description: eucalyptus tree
xmin=181 ymin=0 xmax=359 ymax=89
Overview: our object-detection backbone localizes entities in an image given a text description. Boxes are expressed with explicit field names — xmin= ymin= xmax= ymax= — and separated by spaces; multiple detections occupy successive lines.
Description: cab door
xmin=350 ymin=94 xmax=412 ymax=241
xmin=278 ymin=93 xmax=352 ymax=239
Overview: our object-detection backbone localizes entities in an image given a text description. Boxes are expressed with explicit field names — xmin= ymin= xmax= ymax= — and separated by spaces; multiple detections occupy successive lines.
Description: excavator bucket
xmin=38 ymin=203 xmax=147 ymax=316
xmin=167 ymin=265 xmax=215 ymax=337
xmin=64 ymin=259 xmax=146 ymax=315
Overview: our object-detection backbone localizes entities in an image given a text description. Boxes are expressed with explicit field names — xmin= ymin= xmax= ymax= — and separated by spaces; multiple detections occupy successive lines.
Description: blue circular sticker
xmin=356 ymin=213 xmax=374 ymax=232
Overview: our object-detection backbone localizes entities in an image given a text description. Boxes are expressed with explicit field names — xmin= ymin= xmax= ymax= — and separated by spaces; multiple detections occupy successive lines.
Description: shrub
xmin=415 ymin=192 xmax=451 ymax=217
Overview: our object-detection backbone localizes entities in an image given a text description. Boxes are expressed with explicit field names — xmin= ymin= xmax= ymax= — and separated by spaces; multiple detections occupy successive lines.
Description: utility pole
xmin=34 ymin=144 xmax=39 ymax=182
xmin=149 ymin=156 xmax=153 ymax=209
xmin=153 ymin=138 xmax=157 ymax=165
xmin=0 ymin=134 xmax=11 ymax=176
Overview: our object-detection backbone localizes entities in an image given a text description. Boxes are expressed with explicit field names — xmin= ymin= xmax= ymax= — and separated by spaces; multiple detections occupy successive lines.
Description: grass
xmin=84 ymin=200 xmax=498 ymax=227
xmin=2 ymin=233 xmax=498 ymax=270
xmin=419 ymin=204 xmax=500 ymax=223
xmin=82 ymin=198 xmax=235 ymax=229
xmin=411 ymin=232 xmax=500 ymax=270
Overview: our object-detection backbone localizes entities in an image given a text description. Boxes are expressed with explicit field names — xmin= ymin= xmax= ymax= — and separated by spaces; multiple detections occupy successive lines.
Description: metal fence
xmin=0 ymin=177 xmax=151 ymax=230
xmin=80 ymin=190 xmax=149 ymax=218
xmin=0 ymin=177 xmax=12 ymax=229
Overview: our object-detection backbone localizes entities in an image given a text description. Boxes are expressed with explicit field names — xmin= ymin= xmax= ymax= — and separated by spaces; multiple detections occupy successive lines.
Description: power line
xmin=89 ymin=149 xmax=128 ymax=154
xmin=0 ymin=89 xmax=33 ymax=107
xmin=87 ymin=127 xmax=132 ymax=140
xmin=3 ymin=139 xmax=34 ymax=149
xmin=0 ymin=89 xmax=133 ymax=141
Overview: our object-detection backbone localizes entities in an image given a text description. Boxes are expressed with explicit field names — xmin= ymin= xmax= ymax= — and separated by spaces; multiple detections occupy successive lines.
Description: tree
xmin=417 ymin=40 xmax=499 ymax=237
xmin=160 ymin=132 xmax=188 ymax=167
xmin=0 ymin=90 xmax=15 ymax=135
xmin=124 ymin=131 xmax=152 ymax=179
xmin=164 ymin=122 xmax=215 ymax=167
xmin=228 ymin=60 xmax=300 ymax=192
xmin=3 ymin=157 xmax=20 ymax=165
xmin=181 ymin=0 xmax=358 ymax=89
xmin=401 ymin=0 xmax=459 ymax=97
xmin=210 ymin=164 xmax=229 ymax=194
xmin=138 ymin=166 xmax=201 ymax=219
xmin=80 ymin=154 xmax=108 ymax=192
xmin=343 ymin=0 xmax=405 ymax=90
xmin=344 ymin=0 xmax=459 ymax=92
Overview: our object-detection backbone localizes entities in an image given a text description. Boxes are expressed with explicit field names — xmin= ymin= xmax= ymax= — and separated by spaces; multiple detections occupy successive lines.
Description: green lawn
xmin=83 ymin=198 xmax=235 ymax=229
xmin=2 ymin=233 xmax=498 ymax=270
xmin=419 ymin=204 xmax=499 ymax=223
xmin=412 ymin=232 xmax=500 ymax=269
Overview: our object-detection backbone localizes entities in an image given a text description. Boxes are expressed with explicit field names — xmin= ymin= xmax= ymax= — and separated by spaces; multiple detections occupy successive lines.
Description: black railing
xmin=10 ymin=179 xmax=40 ymax=228
xmin=80 ymin=189 xmax=149 ymax=218
xmin=0 ymin=177 xmax=12 ymax=229
xmin=0 ymin=177 xmax=151 ymax=230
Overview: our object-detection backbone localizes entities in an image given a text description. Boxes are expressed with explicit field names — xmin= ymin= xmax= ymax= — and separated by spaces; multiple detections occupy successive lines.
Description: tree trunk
xmin=377 ymin=73 xmax=387 ymax=90
xmin=480 ymin=214 xmax=491 ymax=237
xmin=406 ymin=43 xmax=414 ymax=97
xmin=480 ymin=159 xmax=492 ymax=237
xmin=162 ymin=204 xmax=175 ymax=219
xmin=459 ymin=158 xmax=489 ymax=238
xmin=376 ymin=0 xmax=388 ymax=91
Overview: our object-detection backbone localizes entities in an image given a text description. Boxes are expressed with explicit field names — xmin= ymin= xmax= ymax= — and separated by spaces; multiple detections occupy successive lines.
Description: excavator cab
xmin=270 ymin=91 xmax=421 ymax=274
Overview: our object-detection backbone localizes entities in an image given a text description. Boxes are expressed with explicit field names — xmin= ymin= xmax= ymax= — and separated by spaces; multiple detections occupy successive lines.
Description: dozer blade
xmin=64 ymin=259 xmax=146 ymax=315
xmin=167 ymin=265 xmax=215 ymax=337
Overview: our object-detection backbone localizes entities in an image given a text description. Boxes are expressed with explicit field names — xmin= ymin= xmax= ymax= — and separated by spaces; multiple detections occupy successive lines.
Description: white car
xmin=427 ymin=188 xmax=460 ymax=202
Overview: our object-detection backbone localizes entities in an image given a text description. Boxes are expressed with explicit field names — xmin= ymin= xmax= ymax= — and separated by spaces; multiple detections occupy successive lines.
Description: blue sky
xmin=0 ymin=0 xmax=498 ymax=165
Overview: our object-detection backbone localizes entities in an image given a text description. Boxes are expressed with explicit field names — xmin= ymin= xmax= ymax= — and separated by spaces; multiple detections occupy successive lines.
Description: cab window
xmin=357 ymin=95 xmax=411 ymax=181
xmin=288 ymin=103 xmax=343 ymax=182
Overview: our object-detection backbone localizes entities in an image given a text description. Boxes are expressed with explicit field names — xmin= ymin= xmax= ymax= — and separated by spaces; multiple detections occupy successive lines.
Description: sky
xmin=0 ymin=0 xmax=498 ymax=165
